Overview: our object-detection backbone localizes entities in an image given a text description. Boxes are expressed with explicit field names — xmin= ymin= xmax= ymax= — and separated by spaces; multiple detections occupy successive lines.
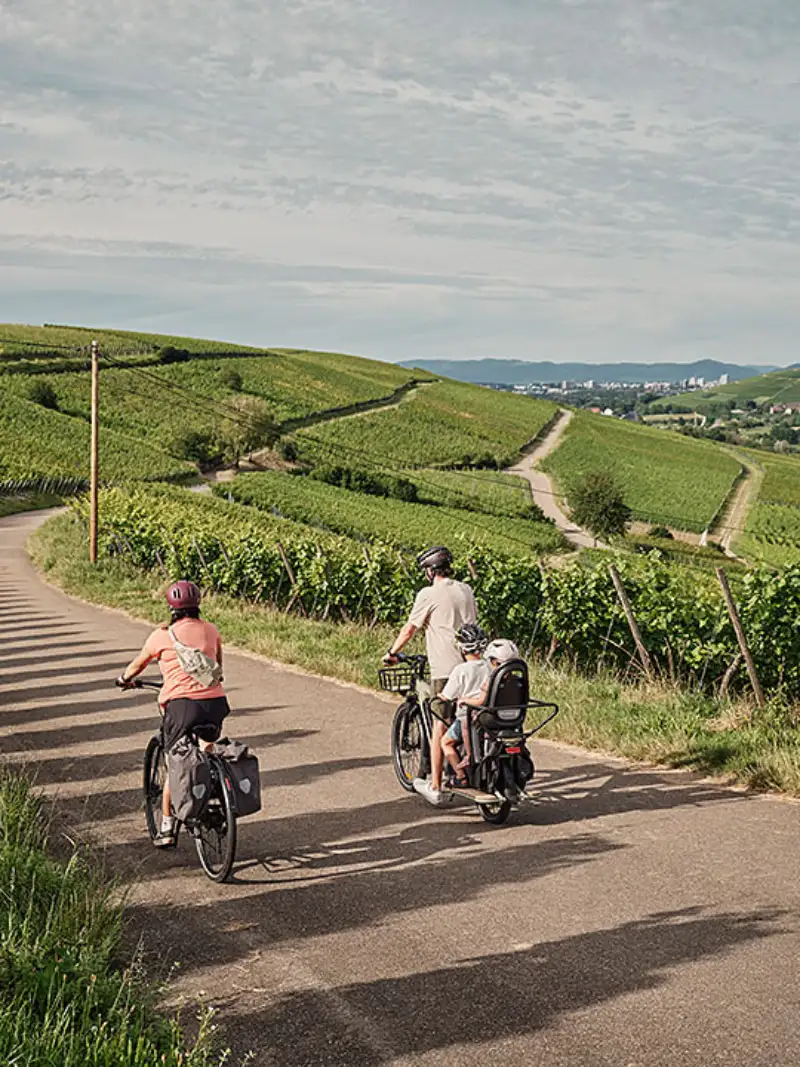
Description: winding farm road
xmin=508 ymin=410 xmax=604 ymax=550
xmin=2 ymin=510 xmax=800 ymax=1065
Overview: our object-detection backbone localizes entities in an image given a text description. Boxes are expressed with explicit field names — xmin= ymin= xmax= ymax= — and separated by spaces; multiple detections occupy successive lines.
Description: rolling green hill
xmin=295 ymin=380 xmax=558 ymax=468
xmin=540 ymin=411 xmax=742 ymax=532
xmin=653 ymin=366 xmax=800 ymax=413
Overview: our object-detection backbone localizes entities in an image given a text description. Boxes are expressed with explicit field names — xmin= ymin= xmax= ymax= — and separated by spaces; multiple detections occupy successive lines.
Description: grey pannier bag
xmin=167 ymin=737 xmax=213 ymax=822
xmin=168 ymin=626 xmax=223 ymax=688
xmin=215 ymin=739 xmax=261 ymax=817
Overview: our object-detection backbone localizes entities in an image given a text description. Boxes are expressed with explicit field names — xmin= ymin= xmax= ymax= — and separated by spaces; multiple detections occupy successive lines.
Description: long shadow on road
xmin=220 ymin=905 xmax=788 ymax=1066
xmin=127 ymin=823 xmax=623 ymax=962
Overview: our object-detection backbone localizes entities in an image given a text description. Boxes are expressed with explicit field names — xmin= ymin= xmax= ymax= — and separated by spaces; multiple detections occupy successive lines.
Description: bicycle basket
xmin=378 ymin=663 xmax=426 ymax=692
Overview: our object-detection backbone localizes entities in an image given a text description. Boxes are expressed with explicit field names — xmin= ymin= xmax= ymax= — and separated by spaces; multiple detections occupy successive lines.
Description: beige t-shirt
xmin=407 ymin=578 xmax=477 ymax=680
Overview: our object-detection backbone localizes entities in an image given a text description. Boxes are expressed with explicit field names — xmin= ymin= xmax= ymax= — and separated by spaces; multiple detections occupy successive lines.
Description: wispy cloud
xmin=0 ymin=0 xmax=798 ymax=363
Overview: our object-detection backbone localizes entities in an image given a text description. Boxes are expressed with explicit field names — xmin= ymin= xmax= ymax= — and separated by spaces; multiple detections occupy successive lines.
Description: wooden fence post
xmin=715 ymin=568 xmax=765 ymax=708
xmin=608 ymin=565 xmax=653 ymax=680
xmin=276 ymin=540 xmax=308 ymax=616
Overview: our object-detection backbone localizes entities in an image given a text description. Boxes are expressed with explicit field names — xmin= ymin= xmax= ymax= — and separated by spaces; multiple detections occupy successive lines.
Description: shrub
xmin=219 ymin=367 xmax=243 ymax=392
xmin=28 ymin=381 xmax=59 ymax=410
xmin=310 ymin=464 xmax=418 ymax=502
xmin=648 ymin=524 xmax=674 ymax=540
xmin=278 ymin=439 xmax=298 ymax=462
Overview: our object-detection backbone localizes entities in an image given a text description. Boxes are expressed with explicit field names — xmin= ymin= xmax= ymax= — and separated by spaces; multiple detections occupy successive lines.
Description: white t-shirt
xmin=441 ymin=658 xmax=491 ymax=721
xmin=407 ymin=578 xmax=477 ymax=680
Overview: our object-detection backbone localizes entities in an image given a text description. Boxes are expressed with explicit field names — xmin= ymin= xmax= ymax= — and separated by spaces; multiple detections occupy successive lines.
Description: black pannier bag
xmin=215 ymin=739 xmax=262 ymax=817
xmin=167 ymin=737 xmax=213 ymax=822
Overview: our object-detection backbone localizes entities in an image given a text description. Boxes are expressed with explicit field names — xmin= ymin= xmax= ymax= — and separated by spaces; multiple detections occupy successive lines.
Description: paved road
xmin=2 ymin=510 xmax=799 ymax=1066
xmin=508 ymin=410 xmax=604 ymax=550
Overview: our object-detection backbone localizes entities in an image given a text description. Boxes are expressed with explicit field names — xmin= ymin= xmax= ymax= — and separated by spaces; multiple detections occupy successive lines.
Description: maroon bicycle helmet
xmin=166 ymin=579 xmax=201 ymax=610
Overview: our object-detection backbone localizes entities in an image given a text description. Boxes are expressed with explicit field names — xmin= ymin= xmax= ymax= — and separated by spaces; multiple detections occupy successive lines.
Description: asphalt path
xmin=1 ymin=510 xmax=799 ymax=1066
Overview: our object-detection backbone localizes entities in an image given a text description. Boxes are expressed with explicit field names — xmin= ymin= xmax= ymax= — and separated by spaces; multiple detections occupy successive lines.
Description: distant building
xmin=719 ymin=373 xmax=729 ymax=385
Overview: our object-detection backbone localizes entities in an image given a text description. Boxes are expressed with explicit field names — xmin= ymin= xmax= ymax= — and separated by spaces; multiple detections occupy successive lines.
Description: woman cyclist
xmin=117 ymin=580 xmax=230 ymax=847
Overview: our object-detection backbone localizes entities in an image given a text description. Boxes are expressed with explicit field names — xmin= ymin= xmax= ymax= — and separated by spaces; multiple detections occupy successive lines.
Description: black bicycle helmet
xmin=456 ymin=623 xmax=488 ymax=654
xmin=416 ymin=545 xmax=453 ymax=572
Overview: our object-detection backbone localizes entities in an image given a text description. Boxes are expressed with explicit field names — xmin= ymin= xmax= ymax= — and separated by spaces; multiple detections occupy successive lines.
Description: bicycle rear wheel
xmin=143 ymin=735 xmax=175 ymax=844
xmin=392 ymin=703 xmax=425 ymax=792
xmin=194 ymin=757 xmax=237 ymax=882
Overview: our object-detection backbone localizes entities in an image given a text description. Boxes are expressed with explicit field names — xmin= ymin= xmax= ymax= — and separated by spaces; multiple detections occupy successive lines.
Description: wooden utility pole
xmin=89 ymin=340 xmax=99 ymax=563
xmin=608 ymin=564 xmax=653 ymax=679
xmin=715 ymin=567 xmax=765 ymax=708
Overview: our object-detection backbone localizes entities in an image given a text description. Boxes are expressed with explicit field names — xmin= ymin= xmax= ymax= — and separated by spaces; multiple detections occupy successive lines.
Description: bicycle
xmin=119 ymin=678 xmax=238 ymax=882
xmin=381 ymin=652 xmax=558 ymax=825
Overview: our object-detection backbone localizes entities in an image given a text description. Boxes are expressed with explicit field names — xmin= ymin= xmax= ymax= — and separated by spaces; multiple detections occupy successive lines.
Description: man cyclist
xmin=116 ymin=580 xmax=230 ymax=847
xmin=383 ymin=545 xmax=477 ymax=806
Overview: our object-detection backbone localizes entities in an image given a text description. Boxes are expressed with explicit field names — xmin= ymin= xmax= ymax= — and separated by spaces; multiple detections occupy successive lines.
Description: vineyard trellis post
xmin=715 ymin=568 xmax=765 ymax=709
xmin=89 ymin=340 xmax=99 ymax=563
xmin=608 ymin=565 xmax=653 ymax=680
xmin=276 ymin=540 xmax=308 ymax=617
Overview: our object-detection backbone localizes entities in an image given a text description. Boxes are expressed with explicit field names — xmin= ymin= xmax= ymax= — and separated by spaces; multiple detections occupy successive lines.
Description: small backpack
xmin=168 ymin=626 xmax=223 ymax=688
xmin=167 ymin=738 xmax=213 ymax=822
xmin=214 ymin=739 xmax=261 ymax=817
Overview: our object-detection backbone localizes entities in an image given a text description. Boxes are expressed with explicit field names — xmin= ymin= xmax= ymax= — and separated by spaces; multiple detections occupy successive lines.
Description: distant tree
xmin=218 ymin=396 xmax=280 ymax=464
xmin=172 ymin=429 xmax=223 ymax=468
xmin=28 ymin=380 xmax=59 ymax=410
xmin=569 ymin=470 xmax=631 ymax=541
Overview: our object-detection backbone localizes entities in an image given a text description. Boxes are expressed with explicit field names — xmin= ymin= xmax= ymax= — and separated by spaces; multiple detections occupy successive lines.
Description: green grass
xmin=541 ymin=411 xmax=742 ymax=532
xmin=0 ymin=765 xmax=227 ymax=1066
xmin=0 ymin=394 xmax=194 ymax=485
xmin=219 ymin=471 xmax=566 ymax=556
xmin=29 ymin=513 xmax=800 ymax=796
xmin=296 ymin=379 xmax=557 ymax=468
xmin=0 ymin=492 xmax=62 ymax=518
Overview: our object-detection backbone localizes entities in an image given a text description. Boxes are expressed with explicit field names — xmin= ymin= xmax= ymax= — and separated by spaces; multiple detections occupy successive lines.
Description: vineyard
xmin=2 ymin=349 xmax=425 ymax=454
xmin=217 ymin=471 xmax=566 ymax=555
xmin=0 ymin=395 xmax=193 ymax=486
xmin=408 ymin=468 xmax=540 ymax=520
xmin=83 ymin=484 xmax=800 ymax=697
xmin=295 ymin=380 xmax=558 ymax=468
xmin=540 ymin=411 xmax=742 ymax=532
xmin=736 ymin=450 xmax=800 ymax=567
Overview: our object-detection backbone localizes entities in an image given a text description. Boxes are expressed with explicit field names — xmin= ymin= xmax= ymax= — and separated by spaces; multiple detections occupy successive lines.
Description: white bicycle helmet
xmin=484 ymin=638 xmax=519 ymax=664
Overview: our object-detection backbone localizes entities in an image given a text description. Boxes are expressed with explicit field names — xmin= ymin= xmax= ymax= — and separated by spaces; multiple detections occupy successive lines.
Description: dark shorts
xmin=162 ymin=696 xmax=230 ymax=751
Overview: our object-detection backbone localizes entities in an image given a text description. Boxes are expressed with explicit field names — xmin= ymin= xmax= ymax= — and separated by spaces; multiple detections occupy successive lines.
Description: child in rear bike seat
xmin=440 ymin=625 xmax=491 ymax=787
xmin=116 ymin=579 xmax=230 ymax=848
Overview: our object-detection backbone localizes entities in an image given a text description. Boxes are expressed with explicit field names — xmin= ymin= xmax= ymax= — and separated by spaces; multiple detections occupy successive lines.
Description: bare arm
xmin=118 ymin=642 xmax=155 ymax=685
xmin=383 ymin=621 xmax=417 ymax=659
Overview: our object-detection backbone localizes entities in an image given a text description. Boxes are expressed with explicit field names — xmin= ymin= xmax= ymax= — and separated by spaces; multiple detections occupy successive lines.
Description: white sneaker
xmin=153 ymin=816 xmax=176 ymax=848
xmin=412 ymin=778 xmax=445 ymax=807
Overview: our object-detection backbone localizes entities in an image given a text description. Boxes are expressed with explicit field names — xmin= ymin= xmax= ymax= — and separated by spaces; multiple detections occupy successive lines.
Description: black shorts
xmin=162 ymin=696 xmax=230 ymax=751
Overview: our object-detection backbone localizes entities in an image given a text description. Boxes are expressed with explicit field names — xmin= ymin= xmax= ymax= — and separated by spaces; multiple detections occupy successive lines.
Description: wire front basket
xmin=378 ymin=662 xmax=427 ymax=693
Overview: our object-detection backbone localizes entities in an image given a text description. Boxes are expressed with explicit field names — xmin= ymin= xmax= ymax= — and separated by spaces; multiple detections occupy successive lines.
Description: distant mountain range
xmin=398 ymin=358 xmax=778 ymax=386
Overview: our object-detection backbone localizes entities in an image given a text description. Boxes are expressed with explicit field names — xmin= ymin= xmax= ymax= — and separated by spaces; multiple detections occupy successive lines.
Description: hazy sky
xmin=1 ymin=0 xmax=798 ymax=365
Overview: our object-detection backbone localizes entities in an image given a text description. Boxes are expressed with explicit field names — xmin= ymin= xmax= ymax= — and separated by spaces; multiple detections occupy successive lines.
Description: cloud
xmin=0 ymin=0 xmax=798 ymax=364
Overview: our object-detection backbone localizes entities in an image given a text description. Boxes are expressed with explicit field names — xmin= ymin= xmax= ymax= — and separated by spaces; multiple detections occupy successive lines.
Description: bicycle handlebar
xmin=115 ymin=678 xmax=162 ymax=691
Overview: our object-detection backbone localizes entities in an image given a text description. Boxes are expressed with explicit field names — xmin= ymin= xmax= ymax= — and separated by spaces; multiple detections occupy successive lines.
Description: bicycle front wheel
xmin=194 ymin=758 xmax=237 ymax=882
xmin=392 ymin=703 xmax=425 ymax=792
xmin=143 ymin=735 xmax=173 ymax=844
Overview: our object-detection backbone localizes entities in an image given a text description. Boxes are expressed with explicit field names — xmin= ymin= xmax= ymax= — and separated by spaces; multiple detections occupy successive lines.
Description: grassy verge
xmin=0 ymin=491 xmax=62 ymax=517
xmin=29 ymin=512 xmax=800 ymax=795
xmin=0 ymin=765 xmax=226 ymax=1066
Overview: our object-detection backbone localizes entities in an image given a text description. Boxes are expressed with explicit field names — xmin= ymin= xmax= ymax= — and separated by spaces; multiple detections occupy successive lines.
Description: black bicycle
xmin=381 ymin=652 xmax=558 ymax=825
xmin=120 ymin=679 xmax=237 ymax=882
